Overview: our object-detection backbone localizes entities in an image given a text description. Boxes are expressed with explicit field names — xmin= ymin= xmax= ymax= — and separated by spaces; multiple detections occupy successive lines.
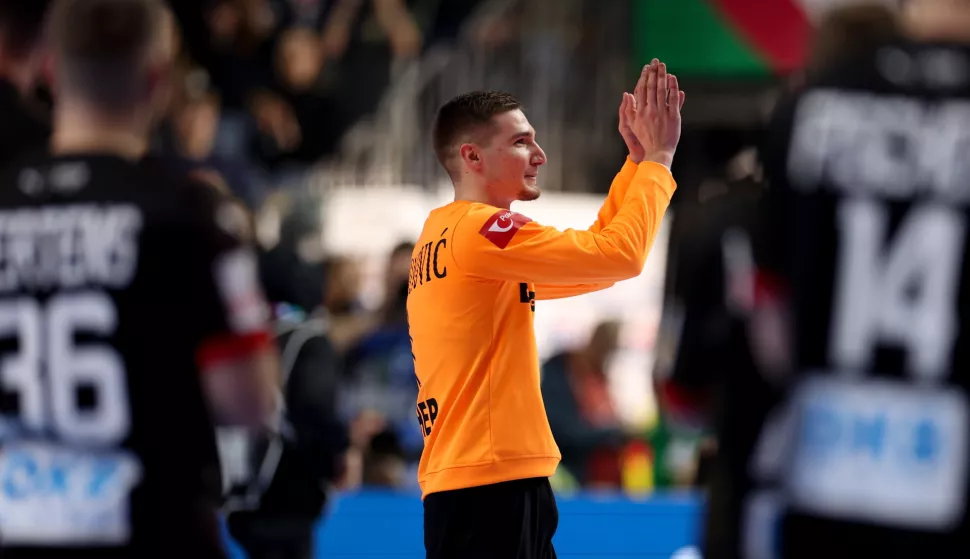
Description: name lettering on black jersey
xmin=789 ymin=91 xmax=970 ymax=202
xmin=0 ymin=205 xmax=142 ymax=292
xmin=0 ymin=154 xmax=259 ymax=553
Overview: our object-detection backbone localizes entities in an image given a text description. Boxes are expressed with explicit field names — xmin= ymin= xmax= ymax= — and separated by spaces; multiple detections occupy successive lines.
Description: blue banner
xmin=226 ymin=490 xmax=705 ymax=558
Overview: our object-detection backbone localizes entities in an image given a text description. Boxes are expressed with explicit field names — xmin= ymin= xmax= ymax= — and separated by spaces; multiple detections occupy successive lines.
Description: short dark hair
xmin=0 ymin=1 xmax=51 ymax=56
xmin=432 ymin=91 xmax=522 ymax=177
xmin=46 ymin=0 xmax=169 ymax=110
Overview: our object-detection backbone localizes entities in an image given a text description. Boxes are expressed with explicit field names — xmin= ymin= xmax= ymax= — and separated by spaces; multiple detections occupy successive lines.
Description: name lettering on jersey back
xmin=416 ymin=397 xmax=439 ymax=437
xmin=0 ymin=205 xmax=142 ymax=292
xmin=408 ymin=232 xmax=448 ymax=295
xmin=789 ymin=90 xmax=970 ymax=203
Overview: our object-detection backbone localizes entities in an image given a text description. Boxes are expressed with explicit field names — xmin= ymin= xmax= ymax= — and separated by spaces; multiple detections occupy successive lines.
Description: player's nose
xmin=532 ymin=144 xmax=547 ymax=166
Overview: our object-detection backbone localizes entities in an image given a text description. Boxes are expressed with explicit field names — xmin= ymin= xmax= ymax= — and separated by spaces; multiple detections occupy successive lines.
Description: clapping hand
xmin=624 ymin=59 xmax=686 ymax=169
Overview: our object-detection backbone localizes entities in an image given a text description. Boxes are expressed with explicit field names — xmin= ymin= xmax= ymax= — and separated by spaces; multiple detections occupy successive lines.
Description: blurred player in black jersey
xmin=0 ymin=0 xmax=279 ymax=557
xmin=656 ymin=5 xmax=901 ymax=559
xmin=0 ymin=1 xmax=51 ymax=163
xmin=731 ymin=0 xmax=970 ymax=557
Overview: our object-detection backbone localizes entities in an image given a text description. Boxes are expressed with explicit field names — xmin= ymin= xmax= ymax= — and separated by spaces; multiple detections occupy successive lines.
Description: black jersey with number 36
xmin=743 ymin=41 xmax=970 ymax=559
xmin=0 ymin=153 xmax=272 ymax=558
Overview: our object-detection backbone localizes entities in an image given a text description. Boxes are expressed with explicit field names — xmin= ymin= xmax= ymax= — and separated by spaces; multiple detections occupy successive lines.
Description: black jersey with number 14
xmin=740 ymin=41 xmax=970 ymax=559
xmin=0 ymin=154 xmax=272 ymax=558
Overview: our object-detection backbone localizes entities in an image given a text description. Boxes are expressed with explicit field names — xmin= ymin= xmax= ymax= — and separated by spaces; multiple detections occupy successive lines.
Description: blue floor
xmin=225 ymin=490 xmax=704 ymax=559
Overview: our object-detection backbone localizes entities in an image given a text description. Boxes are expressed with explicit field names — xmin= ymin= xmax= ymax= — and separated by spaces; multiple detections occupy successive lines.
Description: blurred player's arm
xmin=186 ymin=183 xmax=281 ymax=428
xmin=748 ymin=92 xmax=798 ymax=307
xmin=744 ymin=95 xmax=799 ymax=376
xmin=451 ymin=161 xmax=676 ymax=284
xmin=533 ymin=158 xmax=641 ymax=300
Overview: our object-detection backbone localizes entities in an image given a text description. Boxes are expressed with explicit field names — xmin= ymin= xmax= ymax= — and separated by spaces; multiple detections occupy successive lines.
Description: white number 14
xmin=832 ymin=200 xmax=966 ymax=382
xmin=0 ymin=292 xmax=129 ymax=446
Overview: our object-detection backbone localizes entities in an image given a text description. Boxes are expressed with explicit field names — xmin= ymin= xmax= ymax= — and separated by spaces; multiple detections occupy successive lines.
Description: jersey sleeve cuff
xmin=619 ymin=156 xmax=639 ymax=180
xmin=635 ymin=161 xmax=677 ymax=200
xmin=197 ymin=330 xmax=273 ymax=370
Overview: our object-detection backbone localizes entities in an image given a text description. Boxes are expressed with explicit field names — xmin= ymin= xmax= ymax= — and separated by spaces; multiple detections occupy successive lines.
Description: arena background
xmin=148 ymin=0 xmax=900 ymax=556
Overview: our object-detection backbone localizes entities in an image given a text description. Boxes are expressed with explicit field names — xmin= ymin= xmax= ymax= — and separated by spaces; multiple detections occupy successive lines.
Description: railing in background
xmin=317 ymin=0 xmax=636 ymax=193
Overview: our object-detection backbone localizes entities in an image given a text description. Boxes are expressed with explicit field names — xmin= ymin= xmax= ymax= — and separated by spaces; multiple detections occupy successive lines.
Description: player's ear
xmin=459 ymin=143 xmax=483 ymax=172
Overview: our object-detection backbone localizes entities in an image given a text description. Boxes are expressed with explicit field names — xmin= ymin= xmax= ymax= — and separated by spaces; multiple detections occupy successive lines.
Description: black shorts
xmin=424 ymin=477 xmax=559 ymax=559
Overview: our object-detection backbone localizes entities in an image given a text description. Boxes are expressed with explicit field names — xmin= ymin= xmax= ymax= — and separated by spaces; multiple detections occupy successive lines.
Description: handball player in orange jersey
xmin=407 ymin=60 xmax=685 ymax=558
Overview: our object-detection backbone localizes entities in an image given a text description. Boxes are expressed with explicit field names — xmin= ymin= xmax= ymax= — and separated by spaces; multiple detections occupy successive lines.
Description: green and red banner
xmin=634 ymin=0 xmax=815 ymax=77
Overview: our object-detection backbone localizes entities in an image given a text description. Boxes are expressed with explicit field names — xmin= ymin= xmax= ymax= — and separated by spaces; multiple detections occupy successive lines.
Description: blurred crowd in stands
xmin=151 ymin=1 xmax=711 ymax=514
xmin=162 ymin=0 xmax=486 ymax=208
xmin=154 ymin=0 xmax=679 ymax=505
xmin=0 ymin=0 xmax=914 ymax=557
xmin=157 ymin=0 xmax=487 ymax=470
xmin=173 ymin=2 xmax=912 ymax=557
xmin=152 ymin=1 xmax=808 ymax=512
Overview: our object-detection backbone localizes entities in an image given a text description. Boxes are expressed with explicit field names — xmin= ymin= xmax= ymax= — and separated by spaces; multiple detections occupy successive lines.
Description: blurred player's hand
xmin=631 ymin=59 xmax=685 ymax=169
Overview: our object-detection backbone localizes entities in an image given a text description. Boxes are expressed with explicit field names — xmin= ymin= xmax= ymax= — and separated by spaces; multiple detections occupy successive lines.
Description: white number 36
xmin=0 ymin=292 xmax=129 ymax=446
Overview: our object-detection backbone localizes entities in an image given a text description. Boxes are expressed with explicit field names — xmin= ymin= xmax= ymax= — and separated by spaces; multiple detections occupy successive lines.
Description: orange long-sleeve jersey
xmin=406 ymin=159 xmax=676 ymax=498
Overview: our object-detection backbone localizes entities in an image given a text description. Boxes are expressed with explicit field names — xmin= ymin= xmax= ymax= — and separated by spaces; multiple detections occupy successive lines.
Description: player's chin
xmin=518 ymin=182 xmax=541 ymax=201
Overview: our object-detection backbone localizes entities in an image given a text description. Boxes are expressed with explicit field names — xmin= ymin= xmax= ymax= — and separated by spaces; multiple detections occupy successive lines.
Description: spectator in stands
xmin=362 ymin=428 xmax=408 ymax=488
xmin=541 ymin=320 xmax=632 ymax=488
xmin=204 ymin=0 xmax=279 ymax=109
xmin=381 ymin=241 xmax=415 ymax=315
xmin=269 ymin=26 xmax=342 ymax=167
xmin=199 ymin=0 xmax=303 ymax=176
xmin=318 ymin=255 xmax=371 ymax=349
xmin=323 ymin=255 xmax=365 ymax=315
xmin=172 ymin=92 xmax=222 ymax=161
xmin=340 ymin=241 xmax=422 ymax=464
xmin=326 ymin=0 xmax=422 ymax=130
xmin=159 ymin=77 xmax=266 ymax=207
xmin=257 ymin=195 xmax=327 ymax=314
xmin=249 ymin=88 xmax=304 ymax=167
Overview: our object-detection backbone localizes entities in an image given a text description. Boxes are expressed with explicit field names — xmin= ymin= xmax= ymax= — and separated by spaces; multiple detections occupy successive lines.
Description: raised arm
xmin=534 ymin=90 xmax=647 ymax=300
xmin=469 ymin=60 xmax=683 ymax=293
xmin=451 ymin=161 xmax=676 ymax=284
xmin=533 ymin=158 xmax=640 ymax=300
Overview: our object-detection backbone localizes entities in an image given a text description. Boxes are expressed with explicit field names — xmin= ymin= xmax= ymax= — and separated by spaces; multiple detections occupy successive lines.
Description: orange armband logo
xmin=479 ymin=210 xmax=532 ymax=248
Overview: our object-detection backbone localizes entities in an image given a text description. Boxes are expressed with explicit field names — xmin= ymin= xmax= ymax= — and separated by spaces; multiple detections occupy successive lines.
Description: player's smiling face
xmin=481 ymin=109 xmax=547 ymax=205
